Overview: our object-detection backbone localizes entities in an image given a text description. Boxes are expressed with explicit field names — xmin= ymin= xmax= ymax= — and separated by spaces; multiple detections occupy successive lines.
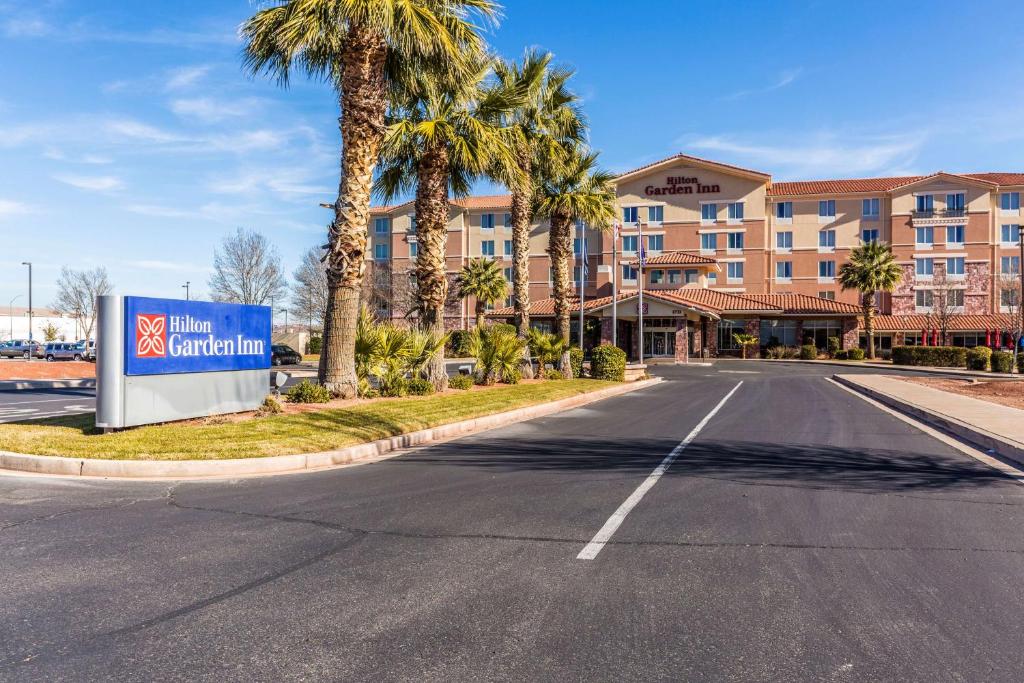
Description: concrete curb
xmin=0 ymin=378 xmax=96 ymax=392
xmin=749 ymin=358 xmax=1021 ymax=380
xmin=832 ymin=374 xmax=1024 ymax=468
xmin=0 ymin=378 xmax=662 ymax=480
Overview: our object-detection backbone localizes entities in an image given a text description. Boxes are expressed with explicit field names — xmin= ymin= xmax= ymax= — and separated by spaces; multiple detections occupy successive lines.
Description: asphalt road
xmin=2 ymin=363 xmax=1023 ymax=681
xmin=0 ymin=386 xmax=95 ymax=423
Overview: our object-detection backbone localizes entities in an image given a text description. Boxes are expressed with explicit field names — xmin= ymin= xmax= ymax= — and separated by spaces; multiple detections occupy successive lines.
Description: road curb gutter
xmin=832 ymin=374 xmax=1024 ymax=468
xmin=0 ymin=378 xmax=96 ymax=392
xmin=0 ymin=378 xmax=662 ymax=480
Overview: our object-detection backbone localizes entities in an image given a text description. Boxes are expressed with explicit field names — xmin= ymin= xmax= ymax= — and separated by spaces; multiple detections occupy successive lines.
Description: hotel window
xmin=504 ymin=240 xmax=512 ymax=257
xmin=727 ymin=232 xmax=744 ymax=251
xmin=944 ymin=289 xmax=965 ymax=308
xmin=647 ymin=205 xmax=664 ymax=224
xmin=946 ymin=193 xmax=965 ymax=212
xmin=1002 ymin=256 xmax=1020 ymax=275
xmin=481 ymin=213 xmax=495 ymax=230
xmin=647 ymin=234 xmax=663 ymax=253
xmin=776 ymin=202 xmax=793 ymax=220
xmin=374 ymin=243 xmax=389 ymax=260
xmin=1002 ymin=288 xmax=1020 ymax=309
xmin=573 ymin=238 xmax=583 ymax=256
xmin=374 ymin=217 xmax=390 ymax=234
xmin=410 ymin=215 xmax=417 ymax=231
xmin=726 ymin=262 xmax=744 ymax=282
xmin=946 ymin=225 xmax=964 ymax=247
xmin=684 ymin=269 xmax=699 ymax=284
xmin=818 ymin=290 xmax=836 ymax=300
xmin=916 ymin=257 xmax=934 ymax=277
xmin=481 ymin=240 xmax=495 ymax=257
xmin=574 ymin=265 xmax=584 ymax=285
xmin=667 ymin=269 xmax=682 ymax=284
xmin=776 ymin=231 xmax=792 ymax=252
xmin=818 ymin=229 xmax=835 ymax=251
xmin=776 ymin=261 xmax=792 ymax=281
xmin=575 ymin=218 xmax=586 ymax=233
xmin=915 ymin=194 xmax=934 ymax=213
xmin=707 ymin=272 xmax=717 ymax=284
xmin=701 ymin=203 xmax=717 ymax=223
xmin=818 ymin=260 xmax=835 ymax=279
xmin=502 ymin=213 xmax=511 ymax=228
xmin=946 ymin=257 xmax=965 ymax=277
xmin=622 ymin=235 xmax=638 ymax=254
xmin=650 ymin=269 xmax=664 ymax=284
xmin=916 ymin=290 xmax=934 ymax=309
xmin=1000 ymin=192 xmax=1020 ymax=213
xmin=503 ymin=267 xmax=512 ymax=282
xmin=622 ymin=264 xmax=638 ymax=282
xmin=862 ymin=198 xmax=880 ymax=219
xmin=409 ymin=241 xmax=418 ymax=258
xmin=700 ymin=233 xmax=718 ymax=252
xmin=818 ymin=199 xmax=836 ymax=221
xmin=862 ymin=228 xmax=879 ymax=244
xmin=1001 ymin=224 xmax=1021 ymax=245
xmin=760 ymin=319 xmax=798 ymax=347
xmin=727 ymin=202 xmax=744 ymax=223
xmin=623 ymin=206 xmax=639 ymax=224
xmin=915 ymin=226 xmax=934 ymax=249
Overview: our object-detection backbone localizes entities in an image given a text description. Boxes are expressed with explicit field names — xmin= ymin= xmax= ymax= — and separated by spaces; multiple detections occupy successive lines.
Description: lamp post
xmin=1018 ymin=225 xmax=1024 ymax=371
xmin=577 ymin=220 xmax=586 ymax=349
xmin=21 ymin=262 xmax=32 ymax=360
xmin=182 ymin=281 xmax=190 ymax=301
xmin=636 ymin=220 xmax=644 ymax=366
xmin=8 ymin=295 xmax=21 ymax=341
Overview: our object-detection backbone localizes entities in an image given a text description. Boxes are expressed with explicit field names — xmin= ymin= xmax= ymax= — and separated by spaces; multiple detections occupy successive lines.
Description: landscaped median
xmin=0 ymin=378 xmax=658 ymax=478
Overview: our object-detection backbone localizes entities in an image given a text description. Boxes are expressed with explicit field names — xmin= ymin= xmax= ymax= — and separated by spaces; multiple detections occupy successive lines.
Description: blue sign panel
xmin=123 ymin=297 xmax=271 ymax=376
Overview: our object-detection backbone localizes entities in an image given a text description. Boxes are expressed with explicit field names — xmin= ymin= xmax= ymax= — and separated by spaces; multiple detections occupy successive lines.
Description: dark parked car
xmin=0 ymin=339 xmax=44 ymax=359
xmin=44 ymin=341 xmax=88 ymax=362
xmin=271 ymin=344 xmax=302 ymax=366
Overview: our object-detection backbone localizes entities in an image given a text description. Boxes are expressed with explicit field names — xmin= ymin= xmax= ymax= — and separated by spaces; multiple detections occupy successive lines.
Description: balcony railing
xmin=912 ymin=208 xmax=966 ymax=219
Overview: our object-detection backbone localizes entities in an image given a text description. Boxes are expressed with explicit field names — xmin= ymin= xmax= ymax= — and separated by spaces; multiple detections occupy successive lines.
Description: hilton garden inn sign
xmin=96 ymin=296 xmax=271 ymax=429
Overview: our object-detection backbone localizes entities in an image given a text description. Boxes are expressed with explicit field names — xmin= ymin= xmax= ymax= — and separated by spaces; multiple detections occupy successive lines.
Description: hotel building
xmin=366 ymin=153 xmax=1024 ymax=360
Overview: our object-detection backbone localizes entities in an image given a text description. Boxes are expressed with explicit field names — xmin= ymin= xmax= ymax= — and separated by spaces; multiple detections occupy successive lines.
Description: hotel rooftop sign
xmin=645 ymin=176 xmax=721 ymax=196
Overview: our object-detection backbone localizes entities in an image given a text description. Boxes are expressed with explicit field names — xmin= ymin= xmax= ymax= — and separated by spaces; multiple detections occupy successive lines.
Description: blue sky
xmin=3 ymin=0 xmax=1024 ymax=307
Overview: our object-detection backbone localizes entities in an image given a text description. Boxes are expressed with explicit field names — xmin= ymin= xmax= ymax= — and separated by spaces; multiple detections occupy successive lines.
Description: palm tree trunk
xmin=475 ymin=301 xmax=486 ymax=329
xmin=548 ymin=212 xmax=573 ymax=378
xmin=320 ymin=29 xmax=388 ymax=398
xmin=863 ymin=291 xmax=876 ymax=360
xmin=415 ymin=143 xmax=450 ymax=392
xmin=510 ymin=150 xmax=534 ymax=379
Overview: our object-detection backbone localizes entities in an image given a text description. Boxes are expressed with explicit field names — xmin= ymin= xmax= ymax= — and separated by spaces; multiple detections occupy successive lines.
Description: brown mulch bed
xmin=0 ymin=360 xmax=95 ymax=380
xmin=899 ymin=377 xmax=1024 ymax=411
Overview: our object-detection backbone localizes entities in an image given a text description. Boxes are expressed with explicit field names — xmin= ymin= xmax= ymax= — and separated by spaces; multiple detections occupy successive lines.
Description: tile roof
xmin=965 ymin=173 xmax=1024 ymax=186
xmin=863 ymin=314 xmax=1017 ymax=331
xmin=768 ymin=176 xmax=923 ymax=196
xmin=616 ymin=152 xmax=771 ymax=181
xmin=738 ymin=293 xmax=862 ymax=314
xmin=628 ymin=251 xmax=718 ymax=266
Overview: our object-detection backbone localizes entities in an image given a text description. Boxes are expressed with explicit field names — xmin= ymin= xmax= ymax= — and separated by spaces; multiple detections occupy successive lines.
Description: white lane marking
xmin=0 ymin=397 xmax=93 ymax=406
xmin=825 ymin=378 xmax=1024 ymax=484
xmin=718 ymin=370 xmax=760 ymax=374
xmin=577 ymin=382 xmax=744 ymax=560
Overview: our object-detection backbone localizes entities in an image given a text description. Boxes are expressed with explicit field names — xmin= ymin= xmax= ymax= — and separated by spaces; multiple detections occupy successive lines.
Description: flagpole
xmin=612 ymin=221 xmax=618 ymax=349
xmin=637 ymin=218 xmax=644 ymax=366
xmin=577 ymin=220 xmax=585 ymax=348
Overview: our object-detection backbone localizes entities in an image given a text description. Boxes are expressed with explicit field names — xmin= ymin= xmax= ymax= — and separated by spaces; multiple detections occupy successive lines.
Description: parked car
xmin=44 ymin=341 xmax=88 ymax=362
xmin=271 ymin=344 xmax=302 ymax=366
xmin=81 ymin=339 xmax=96 ymax=361
xmin=0 ymin=339 xmax=44 ymax=359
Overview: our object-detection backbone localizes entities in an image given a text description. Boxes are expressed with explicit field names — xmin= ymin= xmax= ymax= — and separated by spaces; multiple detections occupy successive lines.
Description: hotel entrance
xmin=643 ymin=330 xmax=676 ymax=357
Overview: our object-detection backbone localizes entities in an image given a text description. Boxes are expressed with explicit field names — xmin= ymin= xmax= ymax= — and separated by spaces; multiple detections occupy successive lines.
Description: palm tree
xmin=374 ymin=56 xmax=520 ymax=391
xmin=241 ymin=0 xmax=498 ymax=397
xmin=494 ymin=50 xmax=585 ymax=378
xmin=535 ymin=150 xmax=616 ymax=376
xmin=457 ymin=258 xmax=509 ymax=328
xmin=838 ymin=240 xmax=904 ymax=359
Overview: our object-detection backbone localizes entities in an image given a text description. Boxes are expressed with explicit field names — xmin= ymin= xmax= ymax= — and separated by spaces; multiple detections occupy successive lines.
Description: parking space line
xmin=576 ymin=381 xmax=743 ymax=560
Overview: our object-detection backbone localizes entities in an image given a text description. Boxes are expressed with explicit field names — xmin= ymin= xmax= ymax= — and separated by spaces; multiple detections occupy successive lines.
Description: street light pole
xmin=182 ymin=281 xmax=190 ymax=301
xmin=8 ymin=295 xmax=21 ymax=341
xmin=577 ymin=220 xmax=586 ymax=348
xmin=21 ymin=262 xmax=32 ymax=361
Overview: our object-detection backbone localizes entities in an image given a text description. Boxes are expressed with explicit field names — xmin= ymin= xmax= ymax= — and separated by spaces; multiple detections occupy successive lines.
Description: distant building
xmin=0 ymin=307 xmax=86 ymax=342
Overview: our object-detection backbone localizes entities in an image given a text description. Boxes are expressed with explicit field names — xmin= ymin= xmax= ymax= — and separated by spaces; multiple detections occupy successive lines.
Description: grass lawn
xmin=0 ymin=379 xmax=617 ymax=461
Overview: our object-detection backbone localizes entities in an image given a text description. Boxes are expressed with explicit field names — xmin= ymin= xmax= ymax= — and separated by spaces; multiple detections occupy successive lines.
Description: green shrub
xmin=305 ymin=336 xmax=322 ymax=355
xmin=966 ymin=346 xmax=992 ymax=371
xmin=799 ymin=345 xmax=817 ymax=360
xmin=847 ymin=348 xmax=865 ymax=361
xmin=891 ymin=346 xmax=967 ymax=367
xmin=379 ymin=377 xmax=407 ymax=397
xmin=447 ymin=373 xmax=474 ymax=390
xmin=991 ymin=351 xmax=1014 ymax=373
xmin=543 ymin=368 xmax=564 ymax=380
xmin=258 ymin=395 xmax=283 ymax=415
xmin=489 ymin=322 xmax=517 ymax=336
xmin=447 ymin=329 xmax=474 ymax=357
xmin=1019 ymin=350 xmax=1024 ymax=373
xmin=286 ymin=380 xmax=332 ymax=404
xmin=503 ymin=367 xmax=522 ymax=385
xmin=833 ymin=350 xmax=848 ymax=360
xmin=590 ymin=344 xmax=626 ymax=381
xmin=827 ymin=336 xmax=841 ymax=359
xmin=406 ymin=377 xmax=435 ymax=395
xmin=569 ymin=346 xmax=584 ymax=379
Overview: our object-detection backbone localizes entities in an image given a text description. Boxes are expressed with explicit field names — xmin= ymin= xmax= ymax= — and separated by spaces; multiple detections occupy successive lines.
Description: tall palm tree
xmin=241 ymin=0 xmax=499 ymax=397
xmin=494 ymin=50 xmax=585 ymax=378
xmin=457 ymin=257 xmax=509 ymax=328
xmin=374 ymin=56 xmax=520 ymax=390
xmin=535 ymin=150 xmax=616 ymax=376
xmin=838 ymin=240 xmax=904 ymax=359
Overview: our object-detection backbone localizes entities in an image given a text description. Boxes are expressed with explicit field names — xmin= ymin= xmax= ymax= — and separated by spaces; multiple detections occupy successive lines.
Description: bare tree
xmin=927 ymin=274 xmax=962 ymax=346
xmin=999 ymin=273 xmax=1023 ymax=371
xmin=208 ymin=228 xmax=287 ymax=305
xmin=51 ymin=266 xmax=113 ymax=341
xmin=290 ymin=246 xmax=329 ymax=332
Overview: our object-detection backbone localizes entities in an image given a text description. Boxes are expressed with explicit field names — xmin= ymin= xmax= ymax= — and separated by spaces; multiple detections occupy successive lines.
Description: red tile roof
xmin=965 ymin=173 xmax=1024 ymax=186
xmin=738 ymin=293 xmax=862 ymax=314
xmin=768 ymin=176 xmax=923 ymax=197
xmin=862 ymin=314 xmax=1016 ymax=331
xmin=628 ymin=251 xmax=718 ymax=266
xmin=616 ymin=152 xmax=770 ymax=181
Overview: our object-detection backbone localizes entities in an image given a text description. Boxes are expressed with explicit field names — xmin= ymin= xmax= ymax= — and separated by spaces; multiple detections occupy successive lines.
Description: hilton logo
xmin=135 ymin=314 xmax=167 ymax=358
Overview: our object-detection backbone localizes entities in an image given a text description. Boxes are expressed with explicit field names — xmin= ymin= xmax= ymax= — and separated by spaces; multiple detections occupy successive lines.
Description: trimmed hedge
xmin=406 ymin=378 xmax=435 ymax=396
xmin=891 ymin=346 xmax=967 ymax=367
xmin=590 ymin=344 xmax=626 ymax=381
xmin=447 ymin=329 xmax=474 ymax=358
xmin=966 ymin=346 xmax=992 ymax=371
xmin=286 ymin=380 xmax=332 ymax=404
xmin=847 ymin=348 xmax=865 ymax=361
xmin=827 ymin=336 xmax=841 ymax=359
xmin=991 ymin=351 xmax=1014 ymax=373
xmin=306 ymin=336 xmax=322 ymax=355
xmin=447 ymin=374 xmax=473 ymax=390
xmin=833 ymin=350 xmax=848 ymax=360
xmin=799 ymin=345 xmax=817 ymax=360
xmin=569 ymin=346 xmax=584 ymax=379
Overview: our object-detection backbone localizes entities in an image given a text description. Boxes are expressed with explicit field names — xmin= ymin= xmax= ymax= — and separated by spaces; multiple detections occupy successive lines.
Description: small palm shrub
xmin=467 ymin=325 xmax=528 ymax=384
xmin=991 ymin=350 xmax=1014 ymax=373
xmin=448 ymin=374 xmax=474 ymax=390
xmin=259 ymin=395 xmax=283 ymax=414
xmin=827 ymin=336 xmax=841 ymax=359
xmin=967 ymin=347 xmax=992 ymax=371
xmin=733 ymin=333 xmax=759 ymax=359
xmin=799 ymin=345 xmax=817 ymax=360
xmin=286 ymin=380 xmax=332 ymax=404
xmin=528 ymin=328 xmax=567 ymax=368
xmin=354 ymin=306 xmax=446 ymax=397
xmin=569 ymin=346 xmax=584 ymax=379
xmin=591 ymin=344 xmax=626 ymax=381
xmin=543 ymin=368 xmax=564 ymax=380
xmin=847 ymin=348 xmax=865 ymax=361
xmin=406 ymin=378 xmax=435 ymax=395
xmin=765 ymin=345 xmax=801 ymax=360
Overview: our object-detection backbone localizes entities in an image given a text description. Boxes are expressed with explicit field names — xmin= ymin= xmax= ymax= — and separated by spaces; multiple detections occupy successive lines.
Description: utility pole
xmin=8 ymin=295 xmax=21 ymax=341
xmin=182 ymin=281 xmax=190 ymax=301
xmin=21 ymin=262 xmax=32 ymax=361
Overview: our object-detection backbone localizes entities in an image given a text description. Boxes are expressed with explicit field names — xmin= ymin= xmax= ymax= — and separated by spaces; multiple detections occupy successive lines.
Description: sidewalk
xmin=834 ymin=373 xmax=1024 ymax=467
xmin=755 ymin=358 xmax=1022 ymax=380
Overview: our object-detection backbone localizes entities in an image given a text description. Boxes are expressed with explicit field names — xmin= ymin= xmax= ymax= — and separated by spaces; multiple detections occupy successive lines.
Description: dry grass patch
xmin=899 ymin=377 xmax=1024 ymax=411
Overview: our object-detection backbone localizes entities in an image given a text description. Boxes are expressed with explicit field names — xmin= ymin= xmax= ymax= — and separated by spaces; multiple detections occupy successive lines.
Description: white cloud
xmin=53 ymin=174 xmax=124 ymax=192
xmin=105 ymin=119 xmax=185 ymax=144
xmin=43 ymin=147 xmax=112 ymax=164
xmin=207 ymin=167 xmax=332 ymax=200
xmin=165 ymin=65 xmax=212 ymax=91
xmin=724 ymin=68 xmax=804 ymax=101
xmin=2 ymin=17 xmax=51 ymax=38
xmin=0 ymin=199 xmax=32 ymax=218
xmin=123 ymin=204 xmax=194 ymax=218
xmin=170 ymin=97 xmax=259 ymax=124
